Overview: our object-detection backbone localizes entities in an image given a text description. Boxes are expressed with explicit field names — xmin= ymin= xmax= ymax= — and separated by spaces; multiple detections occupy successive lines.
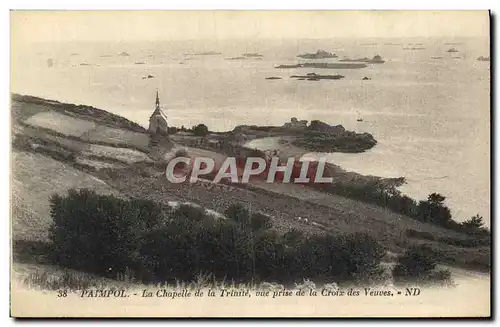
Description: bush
xmin=393 ymin=245 xmax=452 ymax=285
xmin=250 ymin=212 xmax=273 ymax=231
xmin=49 ymin=189 xmax=166 ymax=277
xmin=339 ymin=232 xmax=386 ymax=282
xmin=49 ymin=192 xmax=388 ymax=285
xmin=192 ymin=124 xmax=209 ymax=137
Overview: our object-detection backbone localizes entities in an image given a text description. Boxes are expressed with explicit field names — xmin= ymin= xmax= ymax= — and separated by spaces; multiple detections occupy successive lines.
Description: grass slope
xmin=9 ymin=94 xmax=491 ymax=282
xmin=11 ymin=150 xmax=125 ymax=242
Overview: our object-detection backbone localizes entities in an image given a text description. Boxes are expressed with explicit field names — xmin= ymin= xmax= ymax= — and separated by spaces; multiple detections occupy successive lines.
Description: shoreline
xmin=245 ymin=134 xmax=489 ymax=227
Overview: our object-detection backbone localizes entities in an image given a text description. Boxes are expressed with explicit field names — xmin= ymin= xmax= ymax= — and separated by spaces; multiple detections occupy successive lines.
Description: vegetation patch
xmin=48 ymin=189 xmax=389 ymax=286
xmin=393 ymin=245 xmax=453 ymax=286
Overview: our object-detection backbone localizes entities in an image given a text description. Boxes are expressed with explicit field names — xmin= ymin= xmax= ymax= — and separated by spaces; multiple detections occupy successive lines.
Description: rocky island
xmin=297 ymin=49 xmax=338 ymax=59
xmin=233 ymin=118 xmax=377 ymax=153
xmin=403 ymin=47 xmax=425 ymax=50
xmin=290 ymin=73 xmax=344 ymax=81
xmin=275 ymin=62 xmax=367 ymax=69
xmin=290 ymin=119 xmax=377 ymax=153
xmin=339 ymin=55 xmax=385 ymax=64
xmin=242 ymin=53 xmax=263 ymax=57
xmin=477 ymin=56 xmax=490 ymax=61
xmin=192 ymin=51 xmax=222 ymax=56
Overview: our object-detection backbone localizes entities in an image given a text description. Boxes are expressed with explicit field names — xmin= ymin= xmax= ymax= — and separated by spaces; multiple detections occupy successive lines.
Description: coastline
xmin=12 ymin=93 xmax=485 ymax=225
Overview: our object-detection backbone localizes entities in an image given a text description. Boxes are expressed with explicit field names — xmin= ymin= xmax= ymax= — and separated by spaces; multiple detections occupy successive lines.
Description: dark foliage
xmin=249 ymin=212 xmax=273 ymax=231
xmin=49 ymin=190 xmax=387 ymax=285
xmin=393 ymin=245 xmax=452 ymax=285
xmin=192 ymin=124 xmax=209 ymax=137
xmin=319 ymin=181 xmax=489 ymax=240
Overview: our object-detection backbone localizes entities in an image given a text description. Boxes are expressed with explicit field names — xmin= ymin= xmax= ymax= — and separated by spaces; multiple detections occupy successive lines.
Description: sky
xmin=11 ymin=10 xmax=490 ymax=44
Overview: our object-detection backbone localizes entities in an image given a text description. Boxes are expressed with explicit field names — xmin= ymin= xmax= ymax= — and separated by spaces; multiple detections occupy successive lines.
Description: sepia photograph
xmin=9 ymin=10 xmax=491 ymax=317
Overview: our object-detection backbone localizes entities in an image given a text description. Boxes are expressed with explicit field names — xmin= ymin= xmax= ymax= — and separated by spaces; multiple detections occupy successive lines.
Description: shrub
xmin=192 ymin=124 xmax=209 ymax=137
xmin=49 ymin=192 xmax=388 ymax=286
xmin=250 ymin=212 xmax=273 ymax=231
xmin=393 ymin=245 xmax=452 ymax=285
xmin=339 ymin=232 xmax=386 ymax=282
xmin=48 ymin=189 xmax=166 ymax=277
xmin=393 ymin=245 xmax=436 ymax=278
xmin=224 ymin=204 xmax=250 ymax=226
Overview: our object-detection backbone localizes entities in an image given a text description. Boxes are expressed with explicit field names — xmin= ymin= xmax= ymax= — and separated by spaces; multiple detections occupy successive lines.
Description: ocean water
xmin=11 ymin=37 xmax=490 ymax=225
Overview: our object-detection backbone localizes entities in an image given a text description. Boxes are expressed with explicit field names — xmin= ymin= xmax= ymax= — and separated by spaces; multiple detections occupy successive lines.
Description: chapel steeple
xmin=148 ymin=90 xmax=168 ymax=136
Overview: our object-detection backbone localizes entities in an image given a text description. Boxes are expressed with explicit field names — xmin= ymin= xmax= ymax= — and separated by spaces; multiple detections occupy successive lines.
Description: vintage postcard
xmin=9 ymin=10 xmax=491 ymax=318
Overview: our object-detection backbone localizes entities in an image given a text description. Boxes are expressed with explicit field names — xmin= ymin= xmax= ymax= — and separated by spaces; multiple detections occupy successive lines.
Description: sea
xmin=10 ymin=37 xmax=491 ymax=225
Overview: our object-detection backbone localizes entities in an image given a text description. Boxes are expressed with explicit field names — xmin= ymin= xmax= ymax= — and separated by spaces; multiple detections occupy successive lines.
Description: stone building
xmin=148 ymin=90 xmax=168 ymax=136
xmin=284 ymin=117 xmax=308 ymax=128
xmin=148 ymin=91 xmax=174 ymax=160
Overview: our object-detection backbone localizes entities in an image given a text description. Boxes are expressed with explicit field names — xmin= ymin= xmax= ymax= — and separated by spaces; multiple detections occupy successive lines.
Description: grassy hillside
xmin=11 ymin=150 xmax=125 ymax=241
xmin=12 ymin=93 xmax=146 ymax=133
xmin=10 ymin=94 xmax=491 ymax=283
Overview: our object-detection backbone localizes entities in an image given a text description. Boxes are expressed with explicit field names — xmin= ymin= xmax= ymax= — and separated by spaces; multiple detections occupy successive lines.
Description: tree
xmin=192 ymin=124 xmax=209 ymax=137
xmin=427 ymin=193 xmax=446 ymax=205
xmin=461 ymin=214 xmax=485 ymax=231
xmin=418 ymin=193 xmax=452 ymax=226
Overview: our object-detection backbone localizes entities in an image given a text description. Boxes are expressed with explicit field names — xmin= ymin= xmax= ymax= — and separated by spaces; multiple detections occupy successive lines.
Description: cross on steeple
xmin=155 ymin=89 xmax=160 ymax=109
